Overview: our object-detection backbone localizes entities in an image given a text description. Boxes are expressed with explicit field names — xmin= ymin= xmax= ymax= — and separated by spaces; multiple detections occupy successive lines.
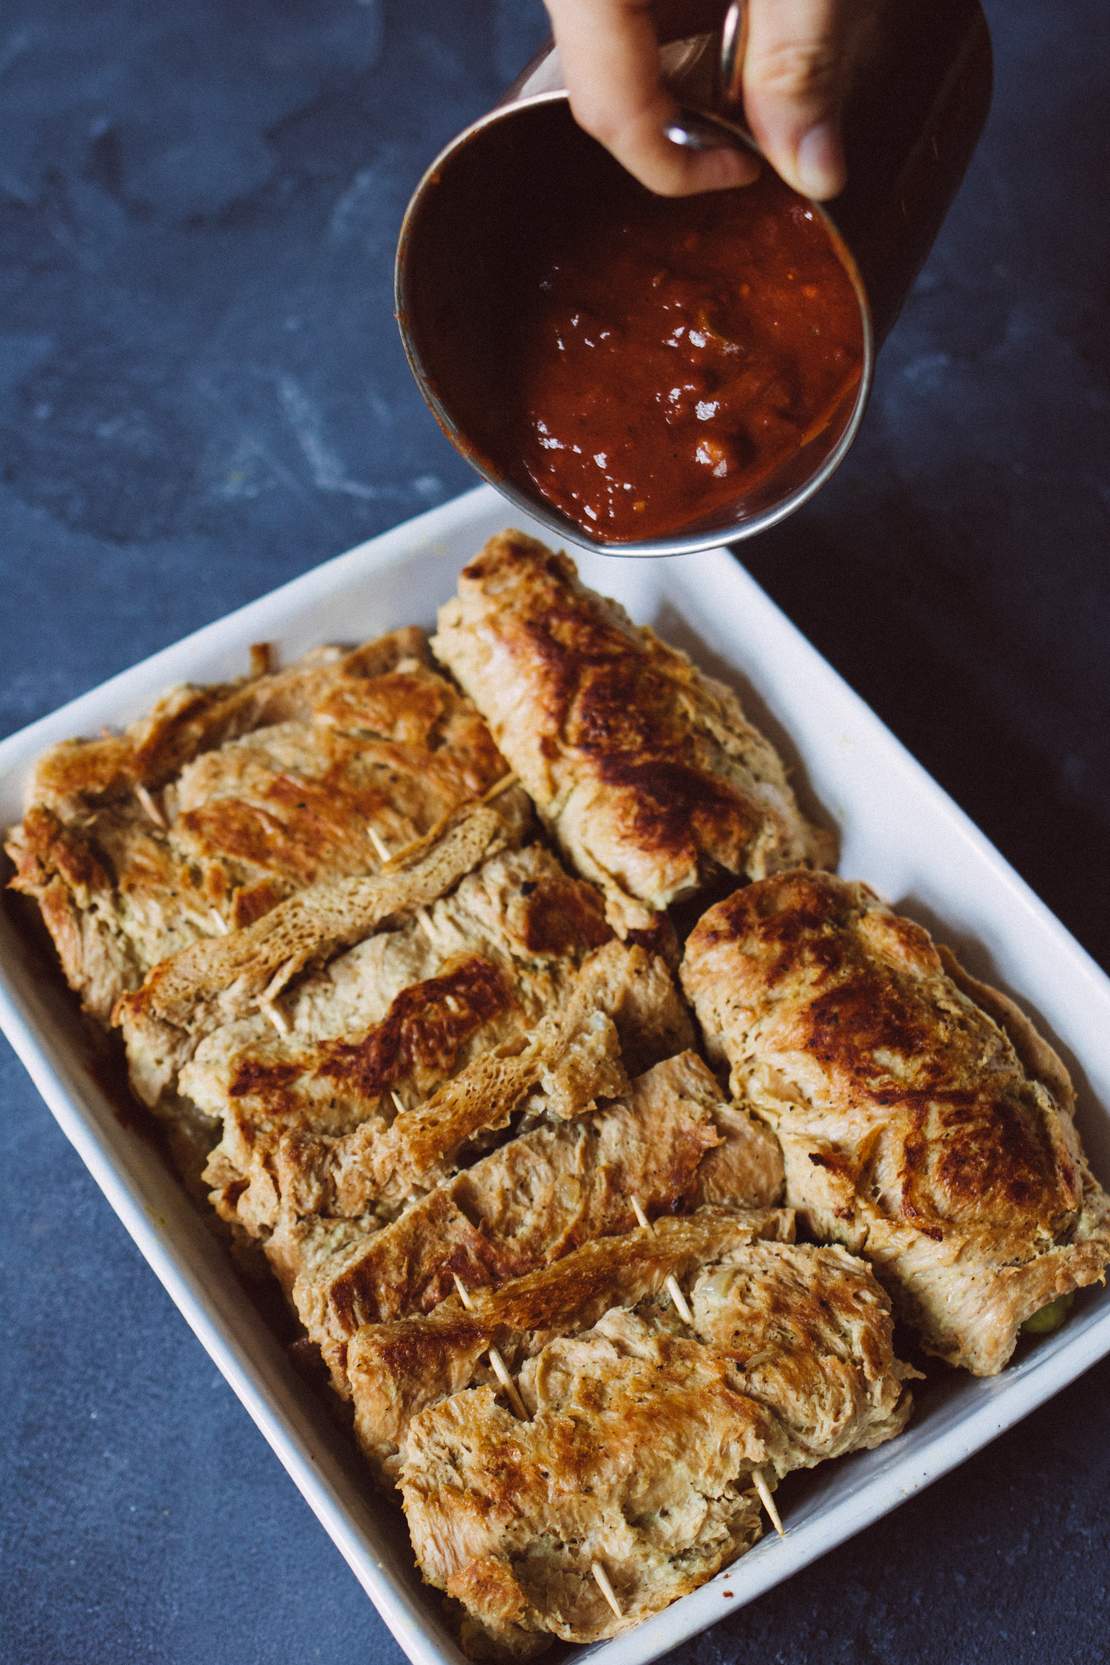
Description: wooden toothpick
xmin=631 ymin=1195 xmax=782 ymax=1535
xmin=630 ymin=1195 xmax=694 ymax=1324
xmin=752 ymin=1468 xmax=785 ymax=1538
xmin=366 ymin=824 xmax=392 ymax=864
xmin=591 ymin=1561 xmax=624 ymax=1621
xmin=451 ymin=1274 xmax=528 ymax=1420
xmin=451 ymin=1272 xmax=472 ymax=1307
xmin=479 ymin=771 xmax=519 ymax=806
xmin=135 ymin=784 xmax=167 ymax=829
xmin=255 ymin=954 xmax=300 ymax=1036
xmin=368 ymin=824 xmax=435 ymax=942
xmin=261 ymin=999 xmax=289 ymax=1036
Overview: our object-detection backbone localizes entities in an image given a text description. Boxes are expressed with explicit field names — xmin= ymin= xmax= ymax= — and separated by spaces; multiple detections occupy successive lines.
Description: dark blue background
xmin=2 ymin=3 xmax=1108 ymax=1661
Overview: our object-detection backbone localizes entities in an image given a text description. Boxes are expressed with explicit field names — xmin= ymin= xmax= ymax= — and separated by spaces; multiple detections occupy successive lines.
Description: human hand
xmin=544 ymin=0 xmax=878 ymax=199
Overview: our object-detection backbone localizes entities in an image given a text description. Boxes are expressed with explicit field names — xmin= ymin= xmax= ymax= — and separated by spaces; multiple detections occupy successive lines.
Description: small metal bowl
xmin=395 ymin=92 xmax=874 ymax=558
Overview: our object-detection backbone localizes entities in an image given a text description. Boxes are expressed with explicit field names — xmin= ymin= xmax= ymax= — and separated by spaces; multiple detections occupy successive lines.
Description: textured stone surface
xmin=1 ymin=1 xmax=1108 ymax=1661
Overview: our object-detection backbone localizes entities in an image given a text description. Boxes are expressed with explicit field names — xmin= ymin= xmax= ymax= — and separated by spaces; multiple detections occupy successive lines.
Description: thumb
xmin=742 ymin=0 xmax=852 ymax=199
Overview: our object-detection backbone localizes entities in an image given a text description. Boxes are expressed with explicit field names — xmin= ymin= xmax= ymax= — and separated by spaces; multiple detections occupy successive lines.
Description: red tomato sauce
xmin=493 ymin=161 xmax=864 ymax=543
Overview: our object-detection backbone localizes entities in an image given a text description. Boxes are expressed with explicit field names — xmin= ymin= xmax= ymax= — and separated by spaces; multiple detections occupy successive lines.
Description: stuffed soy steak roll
xmin=433 ymin=531 xmax=832 ymax=936
xmin=177 ymin=853 xmax=664 ymax=1236
xmin=399 ymin=1236 xmax=911 ymax=1657
xmin=275 ymin=1048 xmax=784 ymax=1388
xmin=346 ymin=1206 xmax=796 ymax=1481
xmin=6 ymin=630 xmax=509 ymax=1022
xmin=114 ymin=793 xmax=533 ymax=1108
xmin=681 ymin=869 xmax=1110 ymax=1374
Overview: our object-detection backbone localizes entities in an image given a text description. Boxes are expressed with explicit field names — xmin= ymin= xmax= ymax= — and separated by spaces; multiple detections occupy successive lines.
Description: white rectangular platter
xmin=2 ymin=483 xmax=1109 ymax=1665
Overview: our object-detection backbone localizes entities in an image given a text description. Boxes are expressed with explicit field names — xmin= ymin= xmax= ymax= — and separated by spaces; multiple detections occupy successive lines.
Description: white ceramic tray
xmin=3 ymin=484 xmax=1109 ymax=1665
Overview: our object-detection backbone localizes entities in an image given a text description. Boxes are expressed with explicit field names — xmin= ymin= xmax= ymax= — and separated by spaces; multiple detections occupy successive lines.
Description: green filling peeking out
xmin=1021 ymin=1292 xmax=1076 ymax=1336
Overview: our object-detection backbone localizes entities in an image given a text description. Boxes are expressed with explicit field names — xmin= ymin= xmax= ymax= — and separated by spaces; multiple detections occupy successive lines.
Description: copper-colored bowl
xmin=396 ymin=3 xmax=991 ymax=556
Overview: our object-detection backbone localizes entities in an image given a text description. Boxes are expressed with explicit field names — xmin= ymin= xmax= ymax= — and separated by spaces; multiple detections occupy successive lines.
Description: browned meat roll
xmin=681 ymin=869 xmax=1110 ymax=1374
xmin=275 ymin=1049 xmax=784 ymax=1388
xmin=347 ymin=1206 xmax=796 ymax=1481
xmin=6 ymin=630 xmax=510 ymax=1021
xmin=400 ymin=1237 xmax=911 ymax=1657
xmin=432 ymin=531 xmax=831 ymax=935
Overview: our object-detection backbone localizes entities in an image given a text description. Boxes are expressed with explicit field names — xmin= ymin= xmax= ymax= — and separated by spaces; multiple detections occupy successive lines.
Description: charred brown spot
xmin=131 ymin=687 xmax=219 ymax=779
xmin=932 ymin=1089 xmax=1066 ymax=1216
xmin=806 ymin=972 xmax=934 ymax=1077
xmin=761 ymin=917 xmax=854 ymax=993
xmin=319 ymin=956 xmax=512 ymax=1097
xmin=230 ymin=878 xmax=285 ymax=928
xmin=448 ymin=1557 xmax=531 ymax=1624
xmin=496 ymin=1265 xmax=613 ymax=1333
xmin=31 ymin=736 xmax=136 ymax=802
xmin=900 ymin=1133 xmax=926 ymax=1176
xmin=597 ymin=756 xmax=755 ymax=859
xmin=639 ymin=1120 xmax=722 ymax=1217
xmin=521 ymin=602 xmax=642 ymax=728
xmin=881 ymin=1081 xmax=1077 ymax=1232
xmin=315 ymin=668 xmax=447 ymax=744
xmin=11 ymin=806 xmax=113 ymax=897
xmin=230 ymin=1056 xmax=301 ymax=1108
xmin=692 ymin=874 xmax=853 ymax=982
xmin=570 ymin=665 xmax=675 ymax=757
xmin=331 ymin=1268 xmax=382 ymax=1333
xmin=433 ymin=1235 xmax=526 ymax=1310
xmin=181 ymin=756 xmax=392 ymax=885
xmin=228 ymin=957 xmax=511 ymax=1115
xmin=807 ymin=1149 xmax=855 ymax=1178
xmin=749 ymin=871 xmax=844 ymax=924
xmin=519 ymin=876 xmax=612 ymax=955
xmin=369 ymin=1317 xmax=485 ymax=1379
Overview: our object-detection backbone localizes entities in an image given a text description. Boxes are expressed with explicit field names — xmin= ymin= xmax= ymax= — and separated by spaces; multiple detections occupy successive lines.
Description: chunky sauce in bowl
xmin=507 ymin=166 xmax=864 ymax=542
xmin=398 ymin=105 xmax=868 ymax=549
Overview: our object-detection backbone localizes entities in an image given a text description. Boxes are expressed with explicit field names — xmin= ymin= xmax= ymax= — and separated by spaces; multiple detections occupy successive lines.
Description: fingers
xmin=547 ymin=0 xmax=871 ymax=202
xmin=546 ymin=0 xmax=759 ymax=196
xmin=743 ymin=0 xmax=862 ymax=199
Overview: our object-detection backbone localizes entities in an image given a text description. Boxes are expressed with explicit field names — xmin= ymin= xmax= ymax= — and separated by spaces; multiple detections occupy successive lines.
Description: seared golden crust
xmin=399 ymin=1240 xmax=911 ymax=1656
xmin=234 ymin=953 xmax=512 ymax=1109
xmin=511 ymin=869 xmax=613 ymax=957
xmin=432 ymin=532 xmax=831 ymax=933
xmin=199 ymin=937 xmax=693 ymax=1236
xmin=286 ymin=1098 xmax=719 ymax=1382
xmin=173 ymin=849 xmax=633 ymax=1235
xmin=9 ymin=801 xmax=207 ymax=1020
xmin=199 ymin=950 xmax=522 ymax=1229
xmin=347 ymin=1207 xmax=796 ymax=1480
xmin=266 ymin=1001 xmax=625 ymax=1228
xmin=7 ymin=805 xmax=148 ymax=1016
xmin=115 ymin=795 xmax=532 ymax=1107
xmin=170 ymin=663 xmax=505 ymax=895
xmin=279 ymin=1051 xmax=782 ymax=1389
xmin=6 ymin=632 xmax=512 ymax=1021
xmin=27 ymin=634 xmax=428 ymax=805
xmin=681 ymin=870 xmax=1110 ymax=1373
